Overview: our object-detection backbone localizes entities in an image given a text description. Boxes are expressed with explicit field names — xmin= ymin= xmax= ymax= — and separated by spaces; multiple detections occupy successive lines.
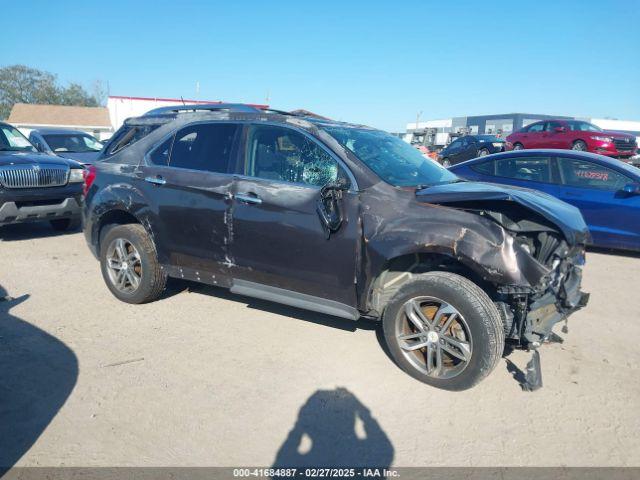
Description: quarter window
xmin=169 ymin=123 xmax=239 ymax=173
xmin=494 ymin=156 xmax=552 ymax=183
xmin=558 ymin=158 xmax=630 ymax=191
xmin=148 ymin=136 xmax=173 ymax=166
xmin=245 ymin=125 xmax=342 ymax=187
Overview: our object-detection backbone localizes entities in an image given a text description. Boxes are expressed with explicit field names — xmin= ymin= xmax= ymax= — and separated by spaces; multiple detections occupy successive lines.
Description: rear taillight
xmin=83 ymin=165 xmax=96 ymax=196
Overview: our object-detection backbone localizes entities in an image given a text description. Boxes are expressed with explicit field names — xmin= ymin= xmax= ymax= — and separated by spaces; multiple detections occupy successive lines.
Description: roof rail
xmin=144 ymin=103 xmax=262 ymax=116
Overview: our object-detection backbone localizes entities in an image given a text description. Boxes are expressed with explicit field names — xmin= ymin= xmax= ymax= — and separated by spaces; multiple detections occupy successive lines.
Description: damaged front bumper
xmin=499 ymin=249 xmax=590 ymax=348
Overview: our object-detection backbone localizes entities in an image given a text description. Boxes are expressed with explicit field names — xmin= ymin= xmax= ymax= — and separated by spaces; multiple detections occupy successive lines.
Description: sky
xmin=1 ymin=0 xmax=639 ymax=131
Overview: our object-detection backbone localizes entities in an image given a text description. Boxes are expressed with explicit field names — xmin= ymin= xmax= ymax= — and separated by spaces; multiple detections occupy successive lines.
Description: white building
xmin=106 ymin=95 xmax=224 ymax=132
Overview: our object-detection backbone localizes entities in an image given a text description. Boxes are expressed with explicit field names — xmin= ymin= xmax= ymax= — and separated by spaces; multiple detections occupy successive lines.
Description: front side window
xmin=43 ymin=133 xmax=103 ymax=153
xmin=245 ymin=125 xmax=342 ymax=187
xmin=527 ymin=123 xmax=544 ymax=133
xmin=0 ymin=125 xmax=36 ymax=152
xmin=494 ymin=156 xmax=552 ymax=183
xmin=558 ymin=158 xmax=630 ymax=191
xmin=325 ymin=126 xmax=456 ymax=187
xmin=169 ymin=123 xmax=239 ymax=173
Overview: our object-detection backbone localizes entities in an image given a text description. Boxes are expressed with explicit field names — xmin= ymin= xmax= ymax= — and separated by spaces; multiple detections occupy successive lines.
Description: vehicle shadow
xmin=272 ymin=387 xmax=394 ymax=468
xmin=166 ymin=280 xmax=379 ymax=333
xmin=0 ymin=223 xmax=81 ymax=241
xmin=0 ymin=285 xmax=79 ymax=474
xmin=587 ymin=246 xmax=640 ymax=258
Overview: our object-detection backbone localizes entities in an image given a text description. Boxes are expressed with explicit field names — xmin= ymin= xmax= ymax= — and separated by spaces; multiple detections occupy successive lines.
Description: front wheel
xmin=478 ymin=148 xmax=490 ymax=157
xmin=513 ymin=143 xmax=524 ymax=150
xmin=441 ymin=158 xmax=451 ymax=168
xmin=572 ymin=140 xmax=587 ymax=151
xmin=382 ymin=272 xmax=504 ymax=391
xmin=100 ymin=224 xmax=167 ymax=304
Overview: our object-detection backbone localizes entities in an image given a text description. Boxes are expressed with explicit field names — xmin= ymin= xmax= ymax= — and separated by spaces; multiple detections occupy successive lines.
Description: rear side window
xmin=169 ymin=123 xmax=239 ymax=173
xmin=494 ymin=156 xmax=552 ymax=183
xmin=470 ymin=161 xmax=495 ymax=175
xmin=558 ymin=158 xmax=630 ymax=191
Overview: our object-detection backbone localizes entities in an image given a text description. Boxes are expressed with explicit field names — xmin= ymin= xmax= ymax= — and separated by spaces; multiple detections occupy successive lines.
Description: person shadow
xmin=272 ymin=388 xmax=394 ymax=468
xmin=0 ymin=285 xmax=79 ymax=474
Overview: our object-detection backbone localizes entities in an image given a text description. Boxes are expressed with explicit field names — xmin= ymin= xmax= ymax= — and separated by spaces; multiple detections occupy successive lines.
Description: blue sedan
xmin=449 ymin=149 xmax=640 ymax=251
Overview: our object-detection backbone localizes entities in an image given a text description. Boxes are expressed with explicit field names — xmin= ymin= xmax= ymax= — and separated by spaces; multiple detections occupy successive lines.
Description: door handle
xmin=145 ymin=176 xmax=166 ymax=186
xmin=235 ymin=192 xmax=262 ymax=205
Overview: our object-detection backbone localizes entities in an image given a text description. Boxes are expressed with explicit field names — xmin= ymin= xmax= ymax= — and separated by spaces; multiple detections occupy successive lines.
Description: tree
xmin=0 ymin=65 xmax=104 ymax=120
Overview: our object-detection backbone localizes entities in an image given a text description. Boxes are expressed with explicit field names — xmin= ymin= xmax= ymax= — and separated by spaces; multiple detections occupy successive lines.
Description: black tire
xmin=99 ymin=224 xmax=167 ymax=304
xmin=478 ymin=148 xmax=490 ymax=157
xmin=441 ymin=158 xmax=451 ymax=167
xmin=50 ymin=218 xmax=80 ymax=231
xmin=572 ymin=140 xmax=587 ymax=151
xmin=513 ymin=143 xmax=524 ymax=150
xmin=382 ymin=272 xmax=504 ymax=391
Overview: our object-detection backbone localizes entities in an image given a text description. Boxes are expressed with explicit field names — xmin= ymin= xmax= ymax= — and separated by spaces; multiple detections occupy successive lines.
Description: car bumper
xmin=591 ymin=144 xmax=637 ymax=158
xmin=0 ymin=197 xmax=81 ymax=225
xmin=525 ymin=259 xmax=589 ymax=345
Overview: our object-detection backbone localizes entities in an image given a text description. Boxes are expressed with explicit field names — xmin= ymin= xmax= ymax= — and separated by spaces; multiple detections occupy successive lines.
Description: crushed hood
xmin=416 ymin=181 xmax=589 ymax=245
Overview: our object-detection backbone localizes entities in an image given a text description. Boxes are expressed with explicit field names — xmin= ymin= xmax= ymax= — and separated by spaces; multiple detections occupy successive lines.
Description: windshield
xmin=0 ymin=125 xmax=37 ymax=152
xmin=324 ymin=127 xmax=458 ymax=187
xmin=566 ymin=121 xmax=602 ymax=132
xmin=43 ymin=133 xmax=103 ymax=153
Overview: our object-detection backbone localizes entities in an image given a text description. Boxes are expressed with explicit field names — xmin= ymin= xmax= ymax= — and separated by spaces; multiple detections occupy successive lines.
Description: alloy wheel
xmin=395 ymin=296 xmax=472 ymax=379
xmin=105 ymin=238 xmax=143 ymax=294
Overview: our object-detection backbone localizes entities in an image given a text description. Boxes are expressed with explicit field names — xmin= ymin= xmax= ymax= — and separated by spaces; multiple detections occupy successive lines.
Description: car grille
xmin=0 ymin=165 xmax=69 ymax=189
xmin=613 ymin=138 xmax=637 ymax=151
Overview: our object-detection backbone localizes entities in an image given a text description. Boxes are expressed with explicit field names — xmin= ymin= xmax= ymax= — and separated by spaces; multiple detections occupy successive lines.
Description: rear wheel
xmin=50 ymin=218 xmax=80 ymax=231
xmin=382 ymin=272 xmax=504 ymax=391
xmin=513 ymin=143 xmax=524 ymax=150
xmin=441 ymin=158 xmax=451 ymax=167
xmin=478 ymin=148 xmax=490 ymax=157
xmin=100 ymin=224 xmax=167 ymax=304
xmin=572 ymin=140 xmax=587 ymax=151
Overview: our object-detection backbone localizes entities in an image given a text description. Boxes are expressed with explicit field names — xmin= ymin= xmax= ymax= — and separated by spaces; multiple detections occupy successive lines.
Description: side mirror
xmin=316 ymin=177 xmax=350 ymax=238
xmin=554 ymin=126 xmax=565 ymax=133
xmin=620 ymin=183 xmax=640 ymax=196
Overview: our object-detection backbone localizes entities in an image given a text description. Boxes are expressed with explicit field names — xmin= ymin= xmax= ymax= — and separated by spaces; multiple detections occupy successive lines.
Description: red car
xmin=506 ymin=119 xmax=637 ymax=159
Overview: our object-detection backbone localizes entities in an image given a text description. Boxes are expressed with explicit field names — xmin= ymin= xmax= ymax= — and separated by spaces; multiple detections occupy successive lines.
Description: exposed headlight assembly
xmin=68 ymin=168 xmax=84 ymax=183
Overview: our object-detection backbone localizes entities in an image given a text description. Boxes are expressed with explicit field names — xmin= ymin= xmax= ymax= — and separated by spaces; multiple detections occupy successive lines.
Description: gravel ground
xmin=1 ymin=223 xmax=639 ymax=468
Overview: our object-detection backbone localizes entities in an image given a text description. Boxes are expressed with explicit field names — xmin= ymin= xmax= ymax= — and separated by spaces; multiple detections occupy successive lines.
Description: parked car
xmin=449 ymin=149 xmax=640 ymax=251
xmin=506 ymin=120 xmax=638 ymax=160
xmin=0 ymin=122 xmax=84 ymax=231
xmin=29 ymin=128 xmax=104 ymax=164
xmin=83 ymin=104 xmax=589 ymax=391
xmin=438 ymin=135 xmax=510 ymax=167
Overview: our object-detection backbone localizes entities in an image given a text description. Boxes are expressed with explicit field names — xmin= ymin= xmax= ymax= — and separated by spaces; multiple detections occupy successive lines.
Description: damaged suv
xmin=83 ymin=104 xmax=589 ymax=390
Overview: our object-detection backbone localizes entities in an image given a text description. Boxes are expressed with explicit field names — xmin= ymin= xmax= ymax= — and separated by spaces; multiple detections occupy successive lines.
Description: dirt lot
xmin=1 ymin=223 xmax=639 ymax=468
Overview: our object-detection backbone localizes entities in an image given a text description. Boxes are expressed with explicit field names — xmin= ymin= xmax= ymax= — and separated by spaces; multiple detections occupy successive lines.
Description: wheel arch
xmin=363 ymin=251 xmax=498 ymax=318
xmin=94 ymin=208 xmax=156 ymax=258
